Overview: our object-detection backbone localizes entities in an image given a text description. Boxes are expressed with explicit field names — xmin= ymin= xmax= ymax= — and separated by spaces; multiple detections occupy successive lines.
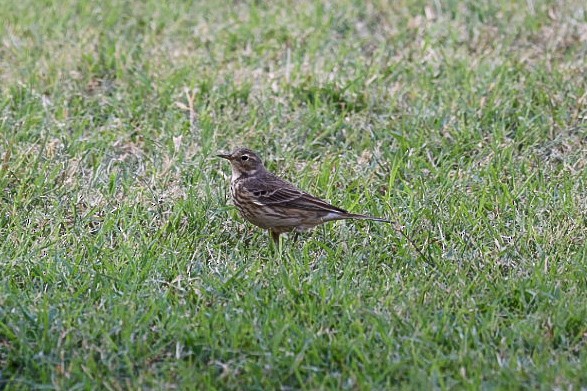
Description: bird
xmin=217 ymin=147 xmax=392 ymax=243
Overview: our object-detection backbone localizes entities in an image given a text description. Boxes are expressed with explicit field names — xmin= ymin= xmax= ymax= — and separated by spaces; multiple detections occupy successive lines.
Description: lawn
xmin=1 ymin=0 xmax=586 ymax=389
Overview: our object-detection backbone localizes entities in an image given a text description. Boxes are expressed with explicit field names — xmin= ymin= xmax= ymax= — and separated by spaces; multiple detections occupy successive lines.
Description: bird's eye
xmin=241 ymin=155 xmax=249 ymax=161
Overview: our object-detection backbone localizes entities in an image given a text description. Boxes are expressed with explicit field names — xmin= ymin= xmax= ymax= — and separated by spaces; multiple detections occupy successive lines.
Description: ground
xmin=1 ymin=0 xmax=586 ymax=389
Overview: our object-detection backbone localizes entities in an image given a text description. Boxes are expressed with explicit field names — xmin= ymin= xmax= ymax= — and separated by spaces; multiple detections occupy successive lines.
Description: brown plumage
xmin=217 ymin=148 xmax=391 ymax=243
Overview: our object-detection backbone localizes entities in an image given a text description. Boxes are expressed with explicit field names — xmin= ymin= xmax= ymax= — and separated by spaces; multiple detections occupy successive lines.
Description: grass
xmin=1 ymin=0 xmax=586 ymax=388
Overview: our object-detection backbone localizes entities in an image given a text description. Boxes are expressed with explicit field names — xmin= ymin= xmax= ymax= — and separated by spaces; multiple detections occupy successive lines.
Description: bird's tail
xmin=342 ymin=213 xmax=393 ymax=223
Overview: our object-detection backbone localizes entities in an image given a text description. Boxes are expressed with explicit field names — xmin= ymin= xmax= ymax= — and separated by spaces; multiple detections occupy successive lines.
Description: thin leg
xmin=270 ymin=230 xmax=280 ymax=243
xmin=269 ymin=230 xmax=284 ymax=257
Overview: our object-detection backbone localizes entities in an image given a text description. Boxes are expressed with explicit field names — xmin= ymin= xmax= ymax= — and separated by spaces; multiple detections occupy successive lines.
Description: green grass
xmin=1 ymin=0 xmax=586 ymax=388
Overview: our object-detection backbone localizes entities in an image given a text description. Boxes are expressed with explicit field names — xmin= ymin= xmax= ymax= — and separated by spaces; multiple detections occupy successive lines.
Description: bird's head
xmin=217 ymin=148 xmax=265 ymax=179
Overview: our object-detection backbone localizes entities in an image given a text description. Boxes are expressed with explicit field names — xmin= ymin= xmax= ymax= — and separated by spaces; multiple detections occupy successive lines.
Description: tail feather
xmin=341 ymin=213 xmax=392 ymax=223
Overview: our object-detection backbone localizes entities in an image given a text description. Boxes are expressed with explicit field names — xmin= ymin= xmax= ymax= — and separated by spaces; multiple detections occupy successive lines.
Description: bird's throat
xmin=232 ymin=167 xmax=258 ymax=182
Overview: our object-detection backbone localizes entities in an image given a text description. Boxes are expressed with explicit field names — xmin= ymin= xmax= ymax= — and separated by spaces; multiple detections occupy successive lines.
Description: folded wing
xmin=244 ymin=180 xmax=348 ymax=215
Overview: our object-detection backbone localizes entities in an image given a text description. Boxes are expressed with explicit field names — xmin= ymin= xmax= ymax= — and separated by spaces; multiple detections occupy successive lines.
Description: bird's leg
xmin=269 ymin=230 xmax=283 ymax=255
xmin=269 ymin=229 xmax=280 ymax=244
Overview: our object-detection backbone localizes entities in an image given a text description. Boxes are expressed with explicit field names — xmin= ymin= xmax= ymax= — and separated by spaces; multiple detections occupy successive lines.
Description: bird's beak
xmin=216 ymin=153 xmax=232 ymax=160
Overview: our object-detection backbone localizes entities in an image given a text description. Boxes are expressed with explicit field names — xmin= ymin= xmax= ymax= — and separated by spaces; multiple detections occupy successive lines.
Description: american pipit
xmin=217 ymin=148 xmax=391 ymax=242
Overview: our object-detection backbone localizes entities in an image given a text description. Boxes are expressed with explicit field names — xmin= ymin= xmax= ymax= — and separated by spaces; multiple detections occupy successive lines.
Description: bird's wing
xmin=243 ymin=180 xmax=348 ymax=214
